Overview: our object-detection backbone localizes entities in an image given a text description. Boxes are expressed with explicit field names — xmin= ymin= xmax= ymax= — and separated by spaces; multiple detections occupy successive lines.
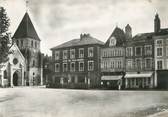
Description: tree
xmin=0 ymin=7 xmax=10 ymax=63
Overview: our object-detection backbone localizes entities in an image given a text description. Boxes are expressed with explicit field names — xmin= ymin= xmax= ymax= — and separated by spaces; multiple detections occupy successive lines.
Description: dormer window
xmin=109 ymin=36 xmax=116 ymax=46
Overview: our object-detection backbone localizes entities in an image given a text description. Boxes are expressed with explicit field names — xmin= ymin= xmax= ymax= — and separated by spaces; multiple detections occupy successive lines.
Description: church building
xmin=0 ymin=42 xmax=25 ymax=87
xmin=12 ymin=12 xmax=43 ymax=86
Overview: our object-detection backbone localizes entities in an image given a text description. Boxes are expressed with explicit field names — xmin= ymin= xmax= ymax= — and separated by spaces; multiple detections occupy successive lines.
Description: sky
xmin=1 ymin=0 xmax=168 ymax=55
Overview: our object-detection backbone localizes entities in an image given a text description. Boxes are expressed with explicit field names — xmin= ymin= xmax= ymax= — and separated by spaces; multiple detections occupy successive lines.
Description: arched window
xmin=4 ymin=70 xmax=7 ymax=79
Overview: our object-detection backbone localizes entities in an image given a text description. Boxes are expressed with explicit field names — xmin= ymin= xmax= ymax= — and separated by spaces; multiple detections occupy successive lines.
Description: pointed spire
xmin=26 ymin=0 xmax=29 ymax=12
xmin=13 ymin=12 xmax=40 ymax=41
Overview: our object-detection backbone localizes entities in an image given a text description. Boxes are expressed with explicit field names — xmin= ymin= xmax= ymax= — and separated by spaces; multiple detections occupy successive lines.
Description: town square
xmin=1 ymin=0 xmax=168 ymax=117
xmin=1 ymin=87 xmax=168 ymax=117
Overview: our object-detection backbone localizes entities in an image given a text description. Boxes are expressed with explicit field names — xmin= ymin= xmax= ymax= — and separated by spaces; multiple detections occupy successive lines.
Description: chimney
xmin=125 ymin=24 xmax=132 ymax=39
xmin=80 ymin=33 xmax=90 ymax=40
xmin=154 ymin=13 xmax=161 ymax=33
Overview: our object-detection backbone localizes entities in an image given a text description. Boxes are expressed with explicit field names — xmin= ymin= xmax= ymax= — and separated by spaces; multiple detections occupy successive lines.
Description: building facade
xmin=125 ymin=32 xmax=155 ymax=89
xmin=124 ymin=14 xmax=168 ymax=89
xmin=153 ymin=14 xmax=168 ymax=89
xmin=12 ymin=12 xmax=43 ymax=86
xmin=50 ymin=34 xmax=104 ymax=89
xmin=101 ymin=27 xmax=126 ymax=89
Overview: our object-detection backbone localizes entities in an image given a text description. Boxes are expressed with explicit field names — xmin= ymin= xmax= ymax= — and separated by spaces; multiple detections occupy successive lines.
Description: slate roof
xmin=133 ymin=32 xmax=154 ymax=40
xmin=133 ymin=28 xmax=168 ymax=41
xmin=51 ymin=34 xmax=104 ymax=50
xmin=13 ymin=12 xmax=40 ymax=41
xmin=104 ymin=27 xmax=126 ymax=47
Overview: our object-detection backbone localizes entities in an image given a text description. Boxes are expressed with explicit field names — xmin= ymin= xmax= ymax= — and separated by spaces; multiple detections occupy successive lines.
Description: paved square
xmin=0 ymin=88 xmax=168 ymax=117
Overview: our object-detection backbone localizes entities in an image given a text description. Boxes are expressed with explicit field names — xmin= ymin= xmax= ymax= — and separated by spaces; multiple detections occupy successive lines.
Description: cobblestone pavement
xmin=0 ymin=87 xmax=168 ymax=117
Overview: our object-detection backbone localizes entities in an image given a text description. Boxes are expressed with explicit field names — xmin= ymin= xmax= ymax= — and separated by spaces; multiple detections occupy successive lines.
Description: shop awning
xmin=125 ymin=72 xmax=153 ymax=78
xmin=101 ymin=75 xmax=122 ymax=80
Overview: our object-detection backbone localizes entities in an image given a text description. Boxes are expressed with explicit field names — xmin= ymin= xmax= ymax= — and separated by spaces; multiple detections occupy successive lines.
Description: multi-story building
xmin=50 ymin=33 xmax=104 ymax=89
xmin=100 ymin=26 xmax=126 ymax=89
xmin=153 ymin=14 xmax=168 ymax=89
xmin=13 ymin=12 xmax=43 ymax=86
xmin=124 ymin=14 xmax=166 ymax=89
xmin=125 ymin=32 xmax=155 ymax=89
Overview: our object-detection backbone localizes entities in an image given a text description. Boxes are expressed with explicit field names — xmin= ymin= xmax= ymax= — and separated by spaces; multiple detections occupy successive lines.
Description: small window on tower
xmin=16 ymin=40 xmax=19 ymax=46
xmin=31 ymin=41 xmax=33 ymax=47
xmin=35 ymin=42 xmax=37 ymax=48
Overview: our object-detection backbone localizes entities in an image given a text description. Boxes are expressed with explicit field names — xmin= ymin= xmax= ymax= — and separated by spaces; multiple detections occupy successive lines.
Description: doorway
xmin=13 ymin=72 xmax=19 ymax=86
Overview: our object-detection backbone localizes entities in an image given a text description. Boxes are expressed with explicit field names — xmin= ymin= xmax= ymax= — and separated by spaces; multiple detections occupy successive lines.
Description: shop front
xmin=125 ymin=72 xmax=154 ymax=89
xmin=101 ymin=75 xmax=123 ymax=90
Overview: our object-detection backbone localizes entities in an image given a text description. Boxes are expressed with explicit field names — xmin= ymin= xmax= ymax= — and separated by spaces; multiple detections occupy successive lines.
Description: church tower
xmin=125 ymin=24 xmax=132 ymax=39
xmin=13 ymin=12 xmax=43 ymax=86
xmin=154 ymin=13 xmax=161 ymax=33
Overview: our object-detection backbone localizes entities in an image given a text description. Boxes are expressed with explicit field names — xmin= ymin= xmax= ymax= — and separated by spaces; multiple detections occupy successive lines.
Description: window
xmin=116 ymin=50 xmax=118 ymax=56
xmin=88 ymin=47 xmax=93 ymax=57
xmin=136 ymin=79 xmax=138 ymax=86
xmin=63 ymin=63 xmax=68 ymax=72
xmin=157 ymin=60 xmax=163 ymax=70
xmin=63 ymin=50 xmax=68 ymax=59
xmin=166 ymin=39 xmax=168 ymax=45
xmin=35 ymin=42 xmax=37 ymax=48
xmin=126 ymin=59 xmax=133 ymax=69
xmin=126 ymin=47 xmax=133 ymax=56
xmin=145 ymin=58 xmax=152 ymax=69
xmin=166 ymin=47 xmax=168 ymax=56
xmin=157 ymin=47 xmax=163 ymax=57
xmin=31 ymin=40 xmax=33 ymax=47
xmin=105 ymin=61 xmax=108 ymax=69
xmin=144 ymin=45 xmax=152 ymax=56
xmin=16 ymin=40 xmax=19 ymax=46
xmin=79 ymin=62 xmax=84 ymax=71
xmin=110 ymin=61 xmax=114 ymax=68
xmin=136 ymin=58 xmax=142 ymax=70
xmin=21 ymin=40 xmax=23 ymax=47
xmin=79 ymin=48 xmax=84 ymax=58
xmin=55 ymin=63 xmax=60 ymax=72
xmin=148 ymin=78 xmax=151 ymax=85
xmin=70 ymin=49 xmax=75 ymax=59
xmin=88 ymin=61 xmax=94 ymax=71
xmin=112 ymin=61 xmax=115 ymax=68
xmin=156 ymin=39 xmax=163 ymax=45
xmin=55 ymin=51 xmax=60 ymax=60
xmin=118 ymin=61 xmax=122 ymax=68
xmin=70 ymin=62 xmax=75 ymax=72
xmin=135 ymin=47 xmax=142 ymax=56
xmin=33 ymin=60 xmax=35 ymax=67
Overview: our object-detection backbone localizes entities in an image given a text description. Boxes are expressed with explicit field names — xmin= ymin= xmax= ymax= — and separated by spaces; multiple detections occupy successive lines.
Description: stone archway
xmin=13 ymin=71 xmax=19 ymax=86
